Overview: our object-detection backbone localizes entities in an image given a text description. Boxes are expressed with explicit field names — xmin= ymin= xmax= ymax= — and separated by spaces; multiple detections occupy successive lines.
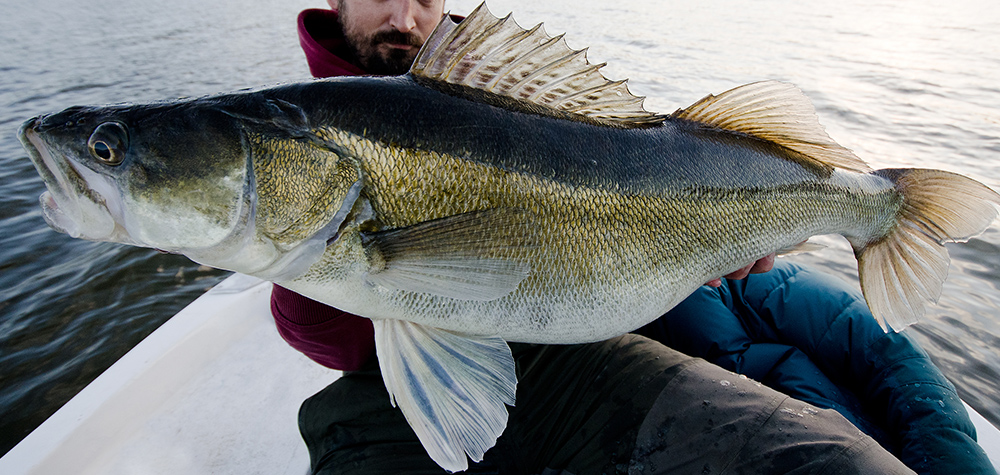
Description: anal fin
xmin=374 ymin=319 xmax=516 ymax=472
xmin=776 ymin=239 xmax=826 ymax=256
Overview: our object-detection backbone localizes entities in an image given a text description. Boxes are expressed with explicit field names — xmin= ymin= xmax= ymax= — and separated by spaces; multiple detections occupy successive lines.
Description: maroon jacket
xmin=270 ymin=8 xmax=373 ymax=371
xmin=295 ymin=8 xmax=364 ymax=78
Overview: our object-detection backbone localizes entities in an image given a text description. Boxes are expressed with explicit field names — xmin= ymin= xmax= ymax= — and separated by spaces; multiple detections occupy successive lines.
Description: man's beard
xmin=338 ymin=4 xmax=424 ymax=75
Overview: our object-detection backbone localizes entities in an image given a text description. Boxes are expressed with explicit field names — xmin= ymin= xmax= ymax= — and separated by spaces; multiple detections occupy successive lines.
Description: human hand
xmin=704 ymin=253 xmax=775 ymax=287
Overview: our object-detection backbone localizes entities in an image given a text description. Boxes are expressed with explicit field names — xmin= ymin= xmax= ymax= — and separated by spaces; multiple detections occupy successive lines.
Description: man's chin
xmin=364 ymin=50 xmax=417 ymax=75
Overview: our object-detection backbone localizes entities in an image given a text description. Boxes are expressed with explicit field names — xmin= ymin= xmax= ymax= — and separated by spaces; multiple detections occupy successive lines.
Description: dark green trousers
xmin=299 ymin=334 xmax=913 ymax=474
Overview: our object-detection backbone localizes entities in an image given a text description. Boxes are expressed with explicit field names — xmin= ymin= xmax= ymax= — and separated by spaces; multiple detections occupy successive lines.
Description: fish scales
xmin=236 ymin=77 xmax=900 ymax=343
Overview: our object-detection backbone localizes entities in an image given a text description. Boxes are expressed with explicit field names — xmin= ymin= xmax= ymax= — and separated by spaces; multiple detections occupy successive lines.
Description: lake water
xmin=2 ymin=0 xmax=999 ymax=457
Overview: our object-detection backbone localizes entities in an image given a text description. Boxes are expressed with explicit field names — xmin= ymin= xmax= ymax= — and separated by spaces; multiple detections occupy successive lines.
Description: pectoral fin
xmin=362 ymin=208 xmax=536 ymax=301
xmin=373 ymin=319 xmax=516 ymax=472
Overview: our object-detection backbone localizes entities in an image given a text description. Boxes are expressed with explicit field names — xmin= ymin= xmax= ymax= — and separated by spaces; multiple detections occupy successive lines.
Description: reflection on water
xmin=1 ymin=0 xmax=999 ymax=456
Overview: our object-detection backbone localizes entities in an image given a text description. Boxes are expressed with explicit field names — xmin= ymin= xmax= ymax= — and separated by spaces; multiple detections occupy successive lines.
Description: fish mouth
xmin=19 ymin=117 xmax=128 ymax=243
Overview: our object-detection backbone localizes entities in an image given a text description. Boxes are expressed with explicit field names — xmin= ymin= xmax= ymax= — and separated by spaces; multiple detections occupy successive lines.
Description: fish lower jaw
xmin=39 ymin=191 xmax=81 ymax=238
xmin=39 ymin=187 xmax=126 ymax=244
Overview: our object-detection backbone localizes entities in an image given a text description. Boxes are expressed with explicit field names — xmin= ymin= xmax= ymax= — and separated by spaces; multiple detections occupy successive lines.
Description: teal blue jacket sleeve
xmin=637 ymin=260 xmax=994 ymax=474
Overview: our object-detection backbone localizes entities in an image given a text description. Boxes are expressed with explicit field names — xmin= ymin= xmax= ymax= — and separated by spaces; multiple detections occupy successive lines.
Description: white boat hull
xmin=0 ymin=274 xmax=336 ymax=475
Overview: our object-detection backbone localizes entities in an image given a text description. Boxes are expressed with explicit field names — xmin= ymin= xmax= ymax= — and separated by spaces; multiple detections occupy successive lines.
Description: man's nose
xmin=388 ymin=0 xmax=417 ymax=32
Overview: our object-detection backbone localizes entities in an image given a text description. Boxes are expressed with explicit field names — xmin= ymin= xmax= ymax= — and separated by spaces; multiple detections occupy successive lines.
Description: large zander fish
xmin=19 ymin=4 xmax=1000 ymax=471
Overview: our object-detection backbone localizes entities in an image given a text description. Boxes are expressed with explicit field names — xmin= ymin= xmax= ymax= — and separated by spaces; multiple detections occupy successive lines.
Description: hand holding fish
xmin=705 ymin=253 xmax=776 ymax=287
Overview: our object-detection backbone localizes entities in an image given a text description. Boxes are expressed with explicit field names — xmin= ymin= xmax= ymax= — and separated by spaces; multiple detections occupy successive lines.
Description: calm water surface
xmin=2 ymin=0 xmax=999 ymax=456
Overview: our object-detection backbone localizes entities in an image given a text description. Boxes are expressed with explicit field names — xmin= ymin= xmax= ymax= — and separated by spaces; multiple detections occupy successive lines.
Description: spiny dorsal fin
xmin=411 ymin=3 xmax=662 ymax=126
xmin=671 ymin=81 xmax=871 ymax=173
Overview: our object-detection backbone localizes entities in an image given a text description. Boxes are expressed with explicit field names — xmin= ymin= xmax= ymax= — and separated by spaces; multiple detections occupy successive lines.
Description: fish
xmin=18 ymin=3 xmax=1000 ymax=472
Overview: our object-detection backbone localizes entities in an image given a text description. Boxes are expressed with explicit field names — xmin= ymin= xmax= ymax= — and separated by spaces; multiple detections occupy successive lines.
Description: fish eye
xmin=88 ymin=122 xmax=129 ymax=166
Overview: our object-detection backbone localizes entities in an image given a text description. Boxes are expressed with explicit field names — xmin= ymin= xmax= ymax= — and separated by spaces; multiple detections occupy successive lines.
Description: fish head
xmin=19 ymin=100 xmax=250 ymax=253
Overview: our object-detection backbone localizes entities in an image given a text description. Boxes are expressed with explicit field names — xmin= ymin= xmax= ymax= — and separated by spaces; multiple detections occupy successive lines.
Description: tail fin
xmin=856 ymin=168 xmax=1000 ymax=331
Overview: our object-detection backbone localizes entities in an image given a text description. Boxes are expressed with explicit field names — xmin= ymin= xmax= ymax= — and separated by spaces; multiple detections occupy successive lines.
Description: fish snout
xmin=18 ymin=116 xmax=40 ymax=136
xmin=32 ymin=106 xmax=94 ymax=132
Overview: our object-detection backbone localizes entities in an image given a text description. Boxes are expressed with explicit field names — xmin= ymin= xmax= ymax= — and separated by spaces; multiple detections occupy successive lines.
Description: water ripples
xmin=1 ymin=0 xmax=998 ymax=456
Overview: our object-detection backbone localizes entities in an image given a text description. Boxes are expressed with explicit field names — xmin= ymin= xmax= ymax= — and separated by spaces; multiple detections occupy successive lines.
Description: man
xmin=274 ymin=1 xmax=992 ymax=473
xmin=298 ymin=0 xmax=443 ymax=78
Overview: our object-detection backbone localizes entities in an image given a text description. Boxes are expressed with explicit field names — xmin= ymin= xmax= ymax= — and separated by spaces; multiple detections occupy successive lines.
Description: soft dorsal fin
xmin=671 ymin=81 xmax=871 ymax=173
xmin=411 ymin=3 xmax=663 ymax=126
